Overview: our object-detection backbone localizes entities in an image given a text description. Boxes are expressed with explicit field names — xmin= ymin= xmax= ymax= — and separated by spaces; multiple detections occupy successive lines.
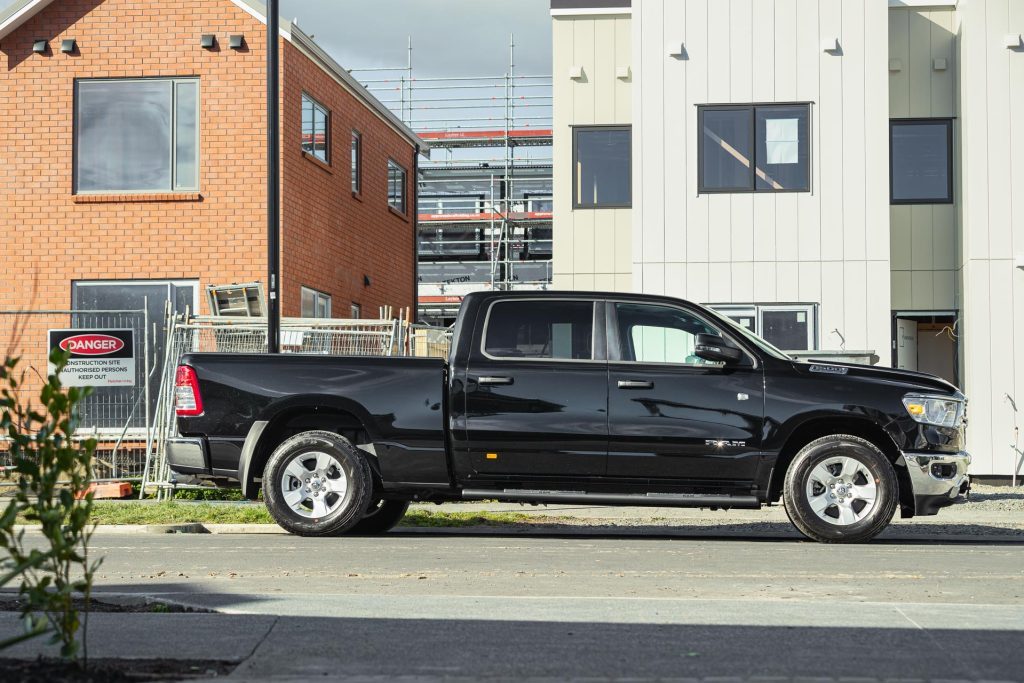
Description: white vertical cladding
xmin=888 ymin=7 xmax=958 ymax=313
xmin=552 ymin=13 xmax=632 ymax=291
xmin=956 ymin=0 xmax=1023 ymax=476
xmin=631 ymin=0 xmax=890 ymax=356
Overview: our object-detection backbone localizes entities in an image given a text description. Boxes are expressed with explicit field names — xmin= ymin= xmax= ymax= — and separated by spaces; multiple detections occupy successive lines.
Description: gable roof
xmin=0 ymin=0 xmax=426 ymax=151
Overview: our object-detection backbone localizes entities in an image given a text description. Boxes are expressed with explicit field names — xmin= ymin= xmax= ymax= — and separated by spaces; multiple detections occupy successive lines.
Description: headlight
xmin=902 ymin=394 xmax=964 ymax=428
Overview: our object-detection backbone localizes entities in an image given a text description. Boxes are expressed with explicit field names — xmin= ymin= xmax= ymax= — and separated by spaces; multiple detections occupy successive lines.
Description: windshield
xmin=706 ymin=308 xmax=792 ymax=361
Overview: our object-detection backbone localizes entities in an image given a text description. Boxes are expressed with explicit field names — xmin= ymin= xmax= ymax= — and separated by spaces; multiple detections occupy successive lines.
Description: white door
xmin=896 ymin=319 xmax=918 ymax=371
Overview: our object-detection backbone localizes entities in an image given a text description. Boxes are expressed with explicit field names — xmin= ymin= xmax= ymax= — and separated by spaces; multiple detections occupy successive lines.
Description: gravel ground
xmin=957 ymin=482 xmax=1024 ymax=511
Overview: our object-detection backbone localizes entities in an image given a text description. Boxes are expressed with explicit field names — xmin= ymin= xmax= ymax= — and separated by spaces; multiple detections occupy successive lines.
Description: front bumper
xmin=898 ymin=450 xmax=971 ymax=516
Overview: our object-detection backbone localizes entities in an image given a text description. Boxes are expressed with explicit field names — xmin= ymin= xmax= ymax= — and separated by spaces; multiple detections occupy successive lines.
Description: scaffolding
xmin=352 ymin=35 xmax=553 ymax=326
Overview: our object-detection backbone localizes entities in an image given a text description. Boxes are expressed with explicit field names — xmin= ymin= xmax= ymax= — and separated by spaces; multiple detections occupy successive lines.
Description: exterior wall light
xmin=1005 ymin=34 xmax=1022 ymax=49
xmin=61 ymin=38 xmax=76 ymax=53
xmin=568 ymin=65 xmax=584 ymax=80
xmin=32 ymin=39 xmax=47 ymax=53
xmin=616 ymin=65 xmax=631 ymax=80
xmin=821 ymin=37 xmax=840 ymax=53
xmin=888 ymin=59 xmax=903 ymax=72
xmin=229 ymin=34 xmax=245 ymax=49
xmin=668 ymin=42 xmax=687 ymax=59
xmin=200 ymin=34 xmax=216 ymax=49
xmin=933 ymin=58 xmax=948 ymax=71
xmin=363 ymin=275 xmax=372 ymax=287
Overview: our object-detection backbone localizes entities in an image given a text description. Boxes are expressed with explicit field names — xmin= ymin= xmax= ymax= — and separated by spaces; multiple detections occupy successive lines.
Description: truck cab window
xmin=615 ymin=303 xmax=721 ymax=365
xmin=484 ymin=300 xmax=593 ymax=360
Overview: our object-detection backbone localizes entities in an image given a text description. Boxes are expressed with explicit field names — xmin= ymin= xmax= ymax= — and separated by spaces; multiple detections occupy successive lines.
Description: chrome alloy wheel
xmin=280 ymin=451 xmax=348 ymax=519
xmin=804 ymin=455 xmax=877 ymax=526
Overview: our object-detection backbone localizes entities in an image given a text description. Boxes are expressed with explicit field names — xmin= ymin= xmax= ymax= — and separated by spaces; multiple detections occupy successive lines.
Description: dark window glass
xmin=484 ymin=300 xmax=593 ymax=360
xmin=75 ymin=78 xmax=199 ymax=193
xmin=699 ymin=103 xmax=810 ymax=193
xmin=388 ymin=160 xmax=406 ymax=213
xmin=890 ymin=120 xmax=952 ymax=204
xmin=301 ymin=94 xmax=330 ymax=163
xmin=573 ymin=126 xmax=631 ymax=208
xmin=351 ymin=131 xmax=361 ymax=193
xmin=761 ymin=309 xmax=810 ymax=350
xmin=700 ymin=108 xmax=753 ymax=191
xmin=614 ymin=303 xmax=721 ymax=365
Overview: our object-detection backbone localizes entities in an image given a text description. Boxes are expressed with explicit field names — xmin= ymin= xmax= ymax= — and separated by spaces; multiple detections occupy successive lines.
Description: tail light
xmin=174 ymin=365 xmax=204 ymax=416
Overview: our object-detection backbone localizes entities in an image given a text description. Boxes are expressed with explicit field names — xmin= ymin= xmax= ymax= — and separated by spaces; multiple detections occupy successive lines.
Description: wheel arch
xmin=767 ymin=417 xmax=914 ymax=517
xmin=241 ymin=400 xmax=378 ymax=499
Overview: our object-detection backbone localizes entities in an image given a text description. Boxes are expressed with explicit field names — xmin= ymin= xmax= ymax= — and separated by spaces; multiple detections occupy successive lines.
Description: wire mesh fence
xmin=408 ymin=325 xmax=453 ymax=359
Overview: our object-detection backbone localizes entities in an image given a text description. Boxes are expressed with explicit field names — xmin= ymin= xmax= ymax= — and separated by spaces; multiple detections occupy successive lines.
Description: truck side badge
xmin=737 ymin=393 xmax=749 ymax=401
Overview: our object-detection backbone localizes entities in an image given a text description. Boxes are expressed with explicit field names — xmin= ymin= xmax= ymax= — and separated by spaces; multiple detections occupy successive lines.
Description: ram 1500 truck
xmin=168 ymin=290 xmax=970 ymax=543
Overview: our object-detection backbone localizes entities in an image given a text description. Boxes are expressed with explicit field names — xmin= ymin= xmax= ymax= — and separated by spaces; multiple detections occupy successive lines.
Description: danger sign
xmin=48 ymin=329 xmax=135 ymax=387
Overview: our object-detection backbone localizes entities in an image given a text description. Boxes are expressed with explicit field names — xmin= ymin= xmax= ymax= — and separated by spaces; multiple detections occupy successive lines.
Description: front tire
xmin=262 ymin=430 xmax=372 ymax=537
xmin=783 ymin=435 xmax=898 ymax=543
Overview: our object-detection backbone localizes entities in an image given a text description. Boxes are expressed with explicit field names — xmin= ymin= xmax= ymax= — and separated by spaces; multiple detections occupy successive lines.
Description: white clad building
xmin=552 ymin=0 xmax=1024 ymax=478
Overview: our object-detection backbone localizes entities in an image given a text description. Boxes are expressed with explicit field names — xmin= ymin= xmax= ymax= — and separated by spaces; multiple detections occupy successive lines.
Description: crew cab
xmin=168 ymin=290 xmax=970 ymax=543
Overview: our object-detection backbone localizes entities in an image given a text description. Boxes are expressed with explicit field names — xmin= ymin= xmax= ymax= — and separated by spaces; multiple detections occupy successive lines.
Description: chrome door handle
xmin=617 ymin=380 xmax=653 ymax=389
xmin=478 ymin=376 xmax=514 ymax=386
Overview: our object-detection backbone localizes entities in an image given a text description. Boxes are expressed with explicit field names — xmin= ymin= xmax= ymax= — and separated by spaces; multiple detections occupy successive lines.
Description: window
xmin=573 ymin=126 xmax=631 ymax=208
xmin=301 ymin=93 xmax=330 ymax=163
xmin=351 ymin=131 xmax=362 ymax=193
xmin=388 ymin=160 xmax=407 ymax=214
xmin=350 ymin=303 xmax=361 ymax=319
xmin=890 ymin=119 xmax=953 ymax=204
xmin=300 ymin=287 xmax=332 ymax=318
xmin=711 ymin=304 xmax=816 ymax=351
xmin=75 ymin=78 xmax=199 ymax=193
xmin=698 ymin=104 xmax=810 ymax=193
xmin=614 ymin=303 xmax=722 ymax=365
xmin=484 ymin=300 xmax=593 ymax=360
xmin=72 ymin=280 xmax=198 ymax=429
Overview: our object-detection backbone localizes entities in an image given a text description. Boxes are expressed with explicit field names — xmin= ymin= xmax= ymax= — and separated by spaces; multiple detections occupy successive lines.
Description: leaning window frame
xmin=696 ymin=102 xmax=813 ymax=195
xmin=301 ymin=92 xmax=331 ymax=165
xmin=571 ymin=124 xmax=632 ymax=210
xmin=889 ymin=117 xmax=954 ymax=206
xmin=479 ymin=298 xmax=605 ymax=364
xmin=73 ymin=77 xmax=201 ymax=194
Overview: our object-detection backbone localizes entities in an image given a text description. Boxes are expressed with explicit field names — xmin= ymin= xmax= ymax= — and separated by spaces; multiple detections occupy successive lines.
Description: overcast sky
xmin=279 ymin=0 xmax=552 ymax=78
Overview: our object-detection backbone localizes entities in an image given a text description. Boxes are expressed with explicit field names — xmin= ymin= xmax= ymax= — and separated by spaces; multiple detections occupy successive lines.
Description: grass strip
xmin=14 ymin=502 xmax=555 ymax=527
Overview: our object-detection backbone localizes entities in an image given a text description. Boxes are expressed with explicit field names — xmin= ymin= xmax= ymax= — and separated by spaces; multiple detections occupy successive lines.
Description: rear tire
xmin=262 ymin=430 xmax=372 ymax=537
xmin=783 ymin=434 xmax=897 ymax=543
xmin=345 ymin=499 xmax=410 ymax=535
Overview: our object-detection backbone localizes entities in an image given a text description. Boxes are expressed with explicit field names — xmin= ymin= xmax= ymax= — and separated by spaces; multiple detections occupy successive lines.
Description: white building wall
xmin=956 ymin=0 xmax=1024 ymax=477
xmin=552 ymin=12 xmax=632 ymax=292
xmin=631 ymin=0 xmax=892 ymax=358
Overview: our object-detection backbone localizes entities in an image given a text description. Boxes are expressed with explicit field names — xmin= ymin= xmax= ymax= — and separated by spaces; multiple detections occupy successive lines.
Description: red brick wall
xmin=281 ymin=40 xmax=416 ymax=319
xmin=0 ymin=0 xmax=416 ymax=381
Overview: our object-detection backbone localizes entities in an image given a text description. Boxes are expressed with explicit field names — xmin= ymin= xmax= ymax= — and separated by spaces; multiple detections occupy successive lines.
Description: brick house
xmin=0 ymin=0 xmax=422 ymax=352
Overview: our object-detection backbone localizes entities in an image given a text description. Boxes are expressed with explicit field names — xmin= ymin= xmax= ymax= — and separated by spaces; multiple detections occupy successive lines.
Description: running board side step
xmin=460 ymin=489 xmax=760 ymax=509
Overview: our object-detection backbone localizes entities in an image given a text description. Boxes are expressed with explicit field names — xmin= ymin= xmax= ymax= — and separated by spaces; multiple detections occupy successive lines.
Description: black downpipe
xmin=266 ymin=0 xmax=281 ymax=353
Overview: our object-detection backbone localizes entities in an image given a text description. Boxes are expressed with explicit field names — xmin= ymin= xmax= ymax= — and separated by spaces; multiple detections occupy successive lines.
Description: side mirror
xmin=694 ymin=333 xmax=742 ymax=364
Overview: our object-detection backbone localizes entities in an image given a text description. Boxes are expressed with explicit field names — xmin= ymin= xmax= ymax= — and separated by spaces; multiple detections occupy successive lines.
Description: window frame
xmin=696 ymin=102 xmax=812 ymax=195
xmin=571 ymin=124 xmax=632 ymax=210
xmin=387 ymin=159 xmax=408 ymax=215
xmin=73 ymin=77 xmax=201 ymax=195
xmin=301 ymin=92 xmax=331 ymax=165
xmin=350 ymin=130 xmax=362 ymax=195
xmin=710 ymin=302 xmax=818 ymax=351
xmin=479 ymin=298 xmax=604 ymax=363
xmin=889 ymin=117 xmax=954 ymax=205
xmin=300 ymin=286 xmax=332 ymax=319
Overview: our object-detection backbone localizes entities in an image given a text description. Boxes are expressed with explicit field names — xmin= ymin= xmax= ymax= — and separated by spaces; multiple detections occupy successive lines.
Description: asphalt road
xmin=26 ymin=528 xmax=1023 ymax=680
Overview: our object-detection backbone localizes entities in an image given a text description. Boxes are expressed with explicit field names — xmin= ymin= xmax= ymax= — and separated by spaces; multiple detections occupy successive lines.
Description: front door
xmin=456 ymin=298 xmax=608 ymax=480
xmin=896 ymin=318 xmax=918 ymax=371
xmin=606 ymin=302 xmax=764 ymax=485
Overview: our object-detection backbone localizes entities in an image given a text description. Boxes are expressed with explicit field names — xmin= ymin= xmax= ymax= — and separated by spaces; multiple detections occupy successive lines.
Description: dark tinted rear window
xmin=484 ymin=300 xmax=594 ymax=360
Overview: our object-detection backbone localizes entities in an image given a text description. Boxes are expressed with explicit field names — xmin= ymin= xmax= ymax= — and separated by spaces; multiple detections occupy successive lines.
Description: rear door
xmin=455 ymin=297 xmax=608 ymax=479
xmin=606 ymin=301 xmax=764 ymax=484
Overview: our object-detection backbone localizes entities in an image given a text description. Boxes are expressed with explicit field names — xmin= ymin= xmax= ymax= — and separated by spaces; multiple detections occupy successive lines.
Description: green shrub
xmin=0 ymin=350 xmax=101 ymax=661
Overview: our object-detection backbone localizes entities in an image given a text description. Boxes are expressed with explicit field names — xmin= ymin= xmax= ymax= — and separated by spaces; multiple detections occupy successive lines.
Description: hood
xmin=790 ymin=359 xmax=963 ymax=398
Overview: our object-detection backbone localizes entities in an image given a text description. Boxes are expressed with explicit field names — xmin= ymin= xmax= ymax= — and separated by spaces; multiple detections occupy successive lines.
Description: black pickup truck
xmin=168 ymin=290 xmax=970 ymax=543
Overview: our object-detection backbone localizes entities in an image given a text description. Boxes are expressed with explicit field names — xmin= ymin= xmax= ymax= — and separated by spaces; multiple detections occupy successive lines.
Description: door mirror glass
xmin=693 ymin=334 xmax=742 ymax=364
